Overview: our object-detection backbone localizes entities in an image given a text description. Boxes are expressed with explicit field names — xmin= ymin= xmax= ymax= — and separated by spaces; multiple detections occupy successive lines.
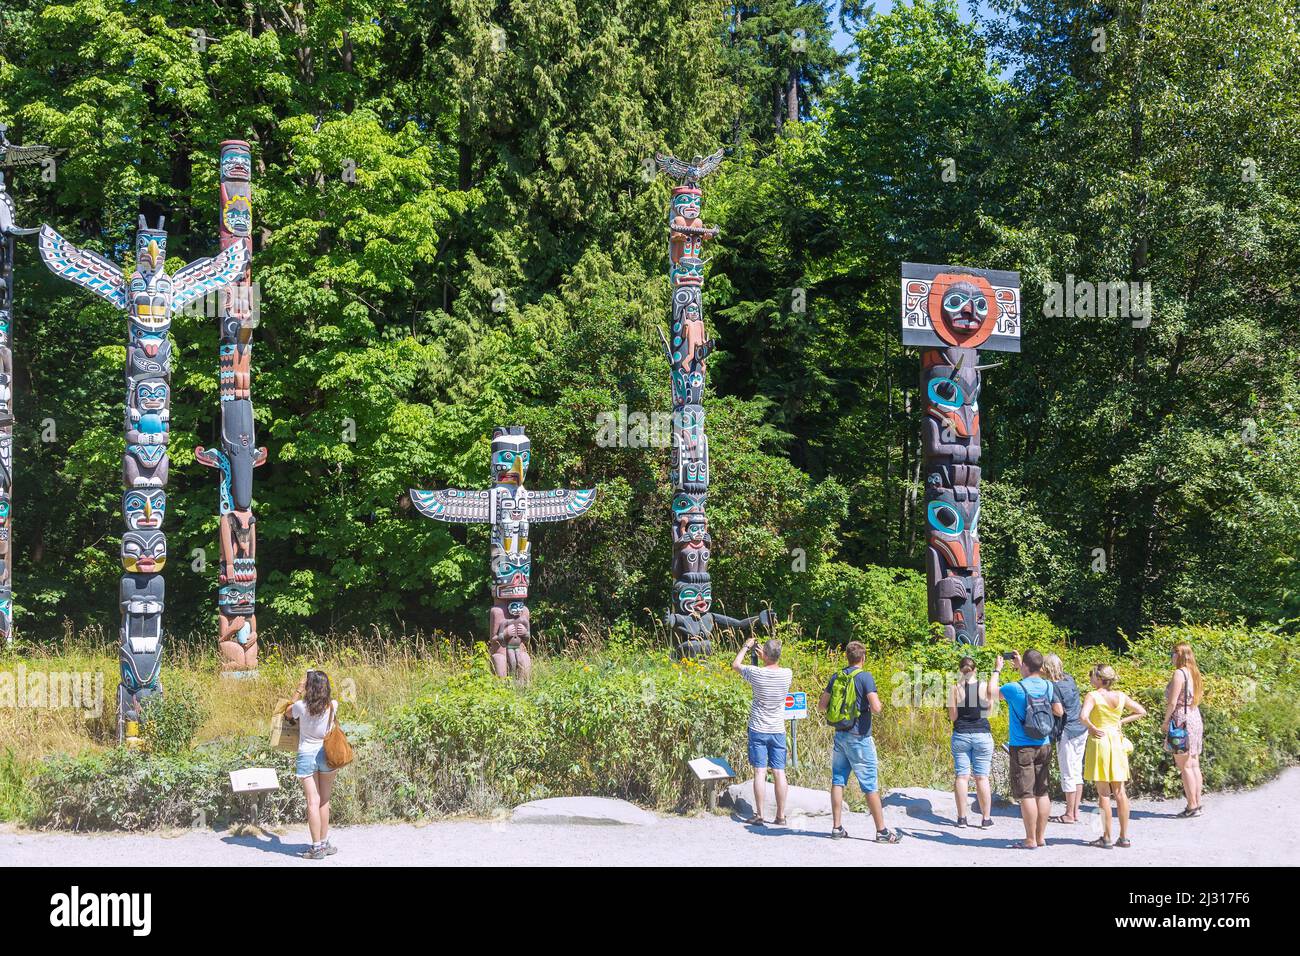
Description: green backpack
xmin=826 ymin=666 xmax=863 ymax=731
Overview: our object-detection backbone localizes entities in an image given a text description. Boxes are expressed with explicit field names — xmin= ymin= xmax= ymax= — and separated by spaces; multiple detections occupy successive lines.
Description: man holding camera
xmin=997 ymin=649 xmax=1064 ymax=850
xmin=732 ymin=637 xmax=793 ymax=826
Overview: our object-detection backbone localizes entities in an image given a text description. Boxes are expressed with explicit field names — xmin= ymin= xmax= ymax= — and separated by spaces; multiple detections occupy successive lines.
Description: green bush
xmin=141 ymin=678 xmax=209 ymax=756
xmin=29 ymin=745 xmax=303 ymax=831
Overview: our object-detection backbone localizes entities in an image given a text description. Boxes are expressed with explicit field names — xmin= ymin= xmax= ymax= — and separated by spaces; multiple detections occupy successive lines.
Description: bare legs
xmin=954 ymin=774 xmax=991 ymax=821
xmin=831 ymin=784 xmax=887 ymax=832
xmin=1095 ymin=781 xmax=1129 ymax=843
xmin=1018 ymin=795 xmax=1050 ymax=847
xmin=1176 ymin=753 xmax=1202 ymax=810
xmin=300 ymin=769 xmax=336 ymax=846
xmin=1063 ymin=785 xmax=1083 ymax=822
xmin=755 ymin=769 xmax=788 ymax=821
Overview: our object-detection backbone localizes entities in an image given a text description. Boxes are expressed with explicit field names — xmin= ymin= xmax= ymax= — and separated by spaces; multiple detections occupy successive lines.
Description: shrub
xmin=141 ymin=678 xmax=209 ymax=755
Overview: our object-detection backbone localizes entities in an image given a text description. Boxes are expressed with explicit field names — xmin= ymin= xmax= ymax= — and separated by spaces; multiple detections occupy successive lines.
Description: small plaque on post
xmin=229 ymin=767 xmax=280 ymax=794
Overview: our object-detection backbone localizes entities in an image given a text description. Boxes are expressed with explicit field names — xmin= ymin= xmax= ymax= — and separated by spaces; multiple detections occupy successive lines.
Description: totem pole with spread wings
xmin=38 ymin=204 xmax=248 ymax=744
xmin=410 ymin=427 xmax=596 ymax=680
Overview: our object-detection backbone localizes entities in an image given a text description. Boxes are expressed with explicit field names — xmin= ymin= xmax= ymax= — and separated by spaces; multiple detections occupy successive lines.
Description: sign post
xmin=784 ymin=692 xmax=807 ymax=769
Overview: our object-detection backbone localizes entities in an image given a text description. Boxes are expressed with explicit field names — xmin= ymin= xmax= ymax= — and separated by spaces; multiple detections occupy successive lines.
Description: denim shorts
xmin=951 ymin=731 xmax=994 ymax=777
xmin=747 ymin=729 xmax=788 ymax=770
xmin=831 ymin=731 xmax=878 ymax=793
xmin=295 ymin=745 xmax=336 ymax=778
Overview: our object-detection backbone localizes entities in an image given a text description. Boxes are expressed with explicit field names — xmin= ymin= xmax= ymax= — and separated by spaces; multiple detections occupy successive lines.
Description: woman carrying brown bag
xmin=288 ymin=670 xmax=341 ymax=860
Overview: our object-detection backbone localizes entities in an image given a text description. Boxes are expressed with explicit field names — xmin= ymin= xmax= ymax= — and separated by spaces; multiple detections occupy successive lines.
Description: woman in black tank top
xmin=948 ymin=657 xmax=995 ymax=828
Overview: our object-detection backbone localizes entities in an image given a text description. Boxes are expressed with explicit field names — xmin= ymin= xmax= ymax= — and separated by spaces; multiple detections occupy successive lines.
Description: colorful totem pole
xmin=900 ymin=262 xmax=1021 ymax=646
xmin=196 ymin=141 xmax=266 ymax=674
xmin=656 ymin=150 xmax=774 ymax=658
xmin=38 ymin=199 xmax=249 ymax=743
xmin=410 ymin=427 xmax=596 ymax=680
xmin=0 ymin=126 xmax=55 ymax=644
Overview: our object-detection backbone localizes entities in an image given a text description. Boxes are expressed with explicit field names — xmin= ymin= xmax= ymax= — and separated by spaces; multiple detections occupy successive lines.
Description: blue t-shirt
xmin=823 ymin=667 xmax=878 ymax=736
xmin=1001 ymin=676 xmax=1057 ymax=746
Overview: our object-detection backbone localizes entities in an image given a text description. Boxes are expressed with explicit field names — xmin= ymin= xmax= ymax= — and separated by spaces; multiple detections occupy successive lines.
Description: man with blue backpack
xmin=997 ymin=649 xmax=1065 ymax=850
xmin=817 ymin=641 xmax=901 ymax=844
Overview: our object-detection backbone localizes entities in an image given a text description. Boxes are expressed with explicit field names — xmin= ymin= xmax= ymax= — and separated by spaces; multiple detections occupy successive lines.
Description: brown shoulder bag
xmin=323 ymin=702 xmax=353 ymax=769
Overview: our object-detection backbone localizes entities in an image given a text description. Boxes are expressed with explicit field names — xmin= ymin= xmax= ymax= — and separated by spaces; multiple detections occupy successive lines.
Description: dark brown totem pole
xmin=196 ymin=141 xmax=266 ymax=674
xmin=0 ymin=126 xmax=55 ymax=644
xmin=656 ymin=150 xmax=773 ymax=658
xmin=38 ymin=155 xmax=249 ymax=743
xmin=901 ymin=263 xmax=1021 ymax=645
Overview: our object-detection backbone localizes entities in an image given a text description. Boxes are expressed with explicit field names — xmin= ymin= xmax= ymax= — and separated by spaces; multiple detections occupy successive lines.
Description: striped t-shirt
xmin=741 ymin=665 xmax=794 ymax=734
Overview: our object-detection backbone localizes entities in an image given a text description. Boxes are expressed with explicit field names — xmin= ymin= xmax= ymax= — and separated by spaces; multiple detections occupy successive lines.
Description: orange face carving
xmin=927 ymin=273 xmax=1000 ymax=348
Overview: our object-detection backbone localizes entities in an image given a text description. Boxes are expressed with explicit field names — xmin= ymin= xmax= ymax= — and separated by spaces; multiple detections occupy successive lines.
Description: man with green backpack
xmin=817 ymin=641 xmax=901 ymax=843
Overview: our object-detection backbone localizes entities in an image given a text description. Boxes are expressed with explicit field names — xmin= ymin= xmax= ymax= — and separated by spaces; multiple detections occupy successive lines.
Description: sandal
xmin=773 ymin=817 xmax=789 ymax=826
xmin=743 ymin=815 xmax=765 ymax=826
xmin=1115 ymin=837 xmax=1131 ymax=848
xmin=1089 ymin=836 xmax=1113 ymax=849
xmin=1048 ymin=815 xmax=1076 ymax=824
xmin=1010 ymin=841 xmax=1037 ymax=850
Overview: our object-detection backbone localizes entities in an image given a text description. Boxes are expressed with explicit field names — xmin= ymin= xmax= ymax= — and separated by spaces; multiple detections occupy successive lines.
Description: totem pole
xmin=656 ymin=150 xmax=774 ymax=658
xmin=196 ymin=141 xmax=266 ymax=673
xmin=0 ymin=126 xmax=56 ymax=644
xmin=410 ymin=427 xmax=596 ymax=680
xmin=900 ymin=262 xmax=1021 ymax=645
xmin=38 ymin=198 xmax=248 ymax=744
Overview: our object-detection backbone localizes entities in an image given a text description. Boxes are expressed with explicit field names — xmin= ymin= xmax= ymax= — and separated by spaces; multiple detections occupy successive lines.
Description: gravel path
xmin=3 ymin=768 xmax=1296 ymax=867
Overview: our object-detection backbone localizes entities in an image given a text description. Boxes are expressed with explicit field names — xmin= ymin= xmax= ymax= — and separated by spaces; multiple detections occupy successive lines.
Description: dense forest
xmin=1 ymin=0 xmax=1297 ymax=646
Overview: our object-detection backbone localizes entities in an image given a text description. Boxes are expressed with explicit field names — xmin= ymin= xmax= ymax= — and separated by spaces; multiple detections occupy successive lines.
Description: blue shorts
xmin=295 ymin=745 xmax=336 ymax=778
xmin=831 ymin=731 xmax=878 ymax=793
xmin=951 ymin=731 xmax=994 ymax=777
xmin=747 ymin=729 xmax=788 ymax=770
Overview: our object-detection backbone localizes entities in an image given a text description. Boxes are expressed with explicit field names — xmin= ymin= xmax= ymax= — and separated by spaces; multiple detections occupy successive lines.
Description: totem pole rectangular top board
xmin=900 ymin=262 xmax=1020 ymax=645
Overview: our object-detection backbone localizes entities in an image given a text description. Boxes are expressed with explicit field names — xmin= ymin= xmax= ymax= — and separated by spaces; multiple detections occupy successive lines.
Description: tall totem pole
xmin=901 ymin=263 xmax=1021 ymax=645
xmin=0 ymin=126 xmax=55 ymax=644
xmin=38 ymin=193 xmax=249 ymax=744
xmin=656 ymin=150 xmax=773 ymax=659
xmin=410 ymin=427 xmax=596 ymax=680
xmin=196 ymin=141 xmax=266 ymax=673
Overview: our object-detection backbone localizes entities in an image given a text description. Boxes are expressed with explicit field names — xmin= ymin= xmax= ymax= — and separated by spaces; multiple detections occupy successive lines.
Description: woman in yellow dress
xmin=1081 ymin=664 xmax=1148 ymax=848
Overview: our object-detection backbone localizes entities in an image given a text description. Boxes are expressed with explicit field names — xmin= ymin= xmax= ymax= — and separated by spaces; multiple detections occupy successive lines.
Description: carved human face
xmin=672 ymin=188 xmax=702 ymax=221
xmin=491 ymin=552 xmax=531 ymax=599
xmin=122 ymin=530 xmax=167 ymax=573
xmin=927 ymin=273 xmax=999 ymax=348
xmin=675 ymin=580 xmax=712 ymax=616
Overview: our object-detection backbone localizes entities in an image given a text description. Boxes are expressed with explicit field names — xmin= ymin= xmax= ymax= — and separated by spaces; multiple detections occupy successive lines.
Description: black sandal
xmin=1089 ymin=836 xmax=1113 ymax=849
xmin=773 ymin=816 xmax=789 ymax=826
xmin=743 ymin=815 xmax=765 ymax=826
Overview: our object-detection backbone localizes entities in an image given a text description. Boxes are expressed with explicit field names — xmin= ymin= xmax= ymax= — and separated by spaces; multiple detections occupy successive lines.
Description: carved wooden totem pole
xmin=0 ymin=125 xmax=55 ymax=644
xmin=38 ymin=184 xmax=248 ymax=744
xmin=656 ymin=150 xmax=773 ymax=658
xmin=196 ymin=141 xmax=267 ymax=674
xmin=411 ymin=427 xmax=596 ymax=680
xmin=901 ymin=263 xmax=1021 ymax=645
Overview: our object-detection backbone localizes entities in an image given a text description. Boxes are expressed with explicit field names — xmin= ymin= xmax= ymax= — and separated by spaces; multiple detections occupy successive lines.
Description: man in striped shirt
xmin=732 ymin=637 xmax=793 ymax=826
